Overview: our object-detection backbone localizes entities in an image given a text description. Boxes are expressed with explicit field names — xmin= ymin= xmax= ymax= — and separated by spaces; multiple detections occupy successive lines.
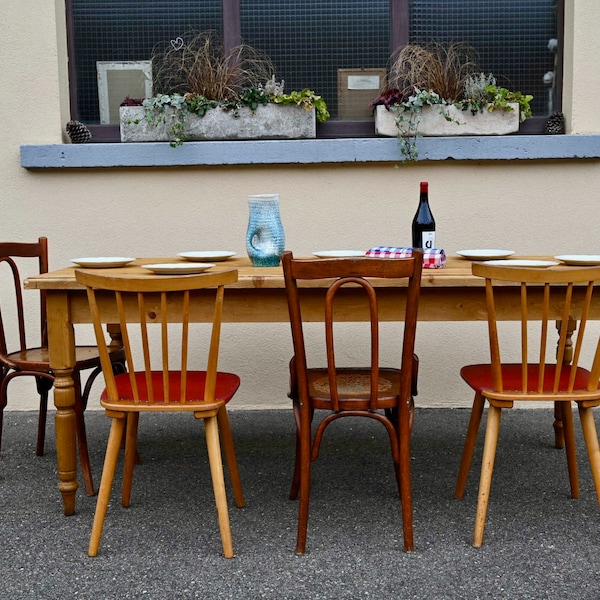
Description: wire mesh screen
xmin=71 ymin=1 xmax=222 ymax=123
xmin=409 ymin=0 xmax=558 ymax=116
xmin=70 ymin=0 xmax=558 ymax=124
xmin=240 ymin=0 xmax=391 ymax=120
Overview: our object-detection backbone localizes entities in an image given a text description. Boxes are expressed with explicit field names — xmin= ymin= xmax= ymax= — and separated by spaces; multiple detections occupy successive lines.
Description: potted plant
xmin=371 ymin=43 xmax=533 ymax=162
xmin=120 ymin=31 xmax=329 ymax=145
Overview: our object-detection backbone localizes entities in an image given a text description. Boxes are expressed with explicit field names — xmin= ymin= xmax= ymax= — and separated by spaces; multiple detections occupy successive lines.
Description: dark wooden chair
xmin=0 ymin=238 xmax=125 ymax=495
xmin=282 ymin=249 xmax=423 ymax=554
xmin=76 ymin=268 xmax=245 ymax=558
xmin=454 ymin=262 xmax=600 ymax=546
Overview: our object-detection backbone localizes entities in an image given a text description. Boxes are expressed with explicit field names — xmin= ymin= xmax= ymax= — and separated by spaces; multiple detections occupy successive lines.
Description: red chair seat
xmin=101 ymin=371 xmax=240 ymax=405
xmin=461 ymin=363 xmax=594 ymax=395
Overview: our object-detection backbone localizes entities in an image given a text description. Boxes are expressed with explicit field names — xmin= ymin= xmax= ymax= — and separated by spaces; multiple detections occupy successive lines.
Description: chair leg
xmin=34 ymin=376 xmax=53 ymax=457
xmin=122 ymin=412 xmax=139 ymax=508
xmin=289 ymin=403 xmax=302 ymax=501
xmin=455 ymin=393 xmax=485 ymax=499
xmin=216 ymin=406 xmax=245 ymax=508
xmin=399 ymin=400 xmax=414 ymax=552
xmin=473 ymin=404 xmax=502 ymax=548
xmin=577 ymin=404 xmax=600 ymax=506
xmin=0 ymin=373 xmax=10 ymax=456
xmin=560 ymin=401 xmax=579 ymax=499
xmin=204 ymin=415 xmax=234 ymax=559
xmin=88 ymin=416 xmax=126 ymax=557
xmin=295 ymin=408 xmax=312 ymax=555
xmin=72 ymin=371 xmax=95 ymax=496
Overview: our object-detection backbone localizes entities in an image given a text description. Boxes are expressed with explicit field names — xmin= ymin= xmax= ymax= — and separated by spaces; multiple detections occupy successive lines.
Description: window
xmin=67 ymin=0 xmax=563 ymax=141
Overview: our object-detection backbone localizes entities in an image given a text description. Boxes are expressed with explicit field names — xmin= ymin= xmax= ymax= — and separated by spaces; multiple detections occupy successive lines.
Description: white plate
xmin=554 ymin=254 xmax=600 ymax=266
xmin=312 ymin=250 xmax=365 ymax=258
xmin=177 ymin=251 xmax=236 ymax=262
xmin=142 ymin=263 xmax=215 ymax=275
xmin=71 ymin=257 xmax=135 ymax=268
xmin=483 ymin=259 xmax=560 ymax=268
xmin=456 ymin=249 xmax=516 ymax=260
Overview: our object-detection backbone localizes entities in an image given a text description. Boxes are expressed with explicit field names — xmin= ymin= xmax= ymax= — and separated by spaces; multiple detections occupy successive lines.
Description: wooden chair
xmin=75 ymin=268 xmax=245 ymax=558
xmin=454 ymin=262 xmax=600 ymax=547
xmin=0 ymin=238 xmax=125 ymax=495
xmin=282 ymin=249 xmax=423 ymax=554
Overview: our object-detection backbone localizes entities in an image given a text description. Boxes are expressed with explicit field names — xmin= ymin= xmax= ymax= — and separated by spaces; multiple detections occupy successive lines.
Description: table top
xmin=24 ymin=255 xmax=532 ymax=291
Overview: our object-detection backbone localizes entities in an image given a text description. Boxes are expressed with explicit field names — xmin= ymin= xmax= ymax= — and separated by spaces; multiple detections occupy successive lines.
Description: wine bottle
xmin=411 ymin=181 xmax=436 ymax=249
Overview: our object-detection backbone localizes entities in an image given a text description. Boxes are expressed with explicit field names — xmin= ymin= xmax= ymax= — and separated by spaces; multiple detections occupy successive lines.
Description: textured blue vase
xmin=246 ymin=194 xmax=285 ymax=267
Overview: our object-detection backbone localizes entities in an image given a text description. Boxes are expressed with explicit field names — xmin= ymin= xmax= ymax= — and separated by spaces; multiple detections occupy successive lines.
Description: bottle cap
xmin=420 ymin=181 xmax=428 ymax=192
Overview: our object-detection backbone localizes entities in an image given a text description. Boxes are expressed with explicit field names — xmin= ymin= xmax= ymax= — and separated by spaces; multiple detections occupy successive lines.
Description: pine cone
xmin=544 ymin=111 xmax=565 ymax=135
xmin=66 ymin=120 xmax=92 ymax=143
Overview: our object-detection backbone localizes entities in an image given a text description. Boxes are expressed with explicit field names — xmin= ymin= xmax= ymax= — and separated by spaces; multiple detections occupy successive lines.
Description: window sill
xmin=20 ymin=135 xmax=600 ymax=169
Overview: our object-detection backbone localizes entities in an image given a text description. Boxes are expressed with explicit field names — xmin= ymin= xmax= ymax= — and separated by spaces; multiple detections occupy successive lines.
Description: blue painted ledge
xmin=20 ymin=135 xmax=600 ymax=169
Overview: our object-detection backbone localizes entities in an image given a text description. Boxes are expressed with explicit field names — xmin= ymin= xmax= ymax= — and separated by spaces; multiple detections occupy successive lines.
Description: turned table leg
xmin=46 ymin=291 xmax=79 ymax=515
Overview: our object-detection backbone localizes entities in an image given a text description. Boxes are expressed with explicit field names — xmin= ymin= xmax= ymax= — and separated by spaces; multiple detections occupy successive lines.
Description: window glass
xmin=240 ymin=0 xmax=390 ymax=120
xmin=68 ymin=0 xmax=560 ymax=132
xmin=71 ymin=0 xmax=222 ymax=123
xmin=409 ymin=0 xmax=558 ymax=116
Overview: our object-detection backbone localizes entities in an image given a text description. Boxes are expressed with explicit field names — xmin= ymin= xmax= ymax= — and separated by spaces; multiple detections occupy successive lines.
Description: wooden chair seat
xmin=100 ymin=370 xmax=240 ymax=409
xmin=5 ymin=345 xmax=115 ymax=371
xmin=461 ymin=363 xmax=595 ymax=397
xmin=304 ymin=367 xmax=403 ymax=410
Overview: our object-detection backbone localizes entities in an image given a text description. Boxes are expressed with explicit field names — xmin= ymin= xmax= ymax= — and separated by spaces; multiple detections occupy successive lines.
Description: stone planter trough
xmin=374 ymin=103 xmax=520 ymax=137
xmin=120 ymin=104 xmax=316 ymax=142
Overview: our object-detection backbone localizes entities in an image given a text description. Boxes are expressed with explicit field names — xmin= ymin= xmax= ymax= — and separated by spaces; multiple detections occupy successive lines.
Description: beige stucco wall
xmin=2 ymin=1 xmax=600 ymax=411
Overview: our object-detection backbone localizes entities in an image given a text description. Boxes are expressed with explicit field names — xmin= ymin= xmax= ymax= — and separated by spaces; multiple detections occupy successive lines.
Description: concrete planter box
xmin=374 ymin=103 xmax=520 ymax=137
xmin=120 ymin=104 xmax=316 ymax=142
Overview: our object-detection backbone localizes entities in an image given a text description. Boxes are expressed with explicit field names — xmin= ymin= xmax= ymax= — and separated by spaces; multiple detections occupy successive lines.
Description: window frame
xmin=65 ymin=0 xmax=563 ymax=143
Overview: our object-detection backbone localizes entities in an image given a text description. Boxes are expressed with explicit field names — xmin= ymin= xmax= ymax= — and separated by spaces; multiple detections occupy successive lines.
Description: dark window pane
xmin=72 ymin=1 xmax=222 ymax=123
xmin=409 ymin=0 xmax=558 ymax=116
xmin=240 ymin=0 xmax=391 ymax=120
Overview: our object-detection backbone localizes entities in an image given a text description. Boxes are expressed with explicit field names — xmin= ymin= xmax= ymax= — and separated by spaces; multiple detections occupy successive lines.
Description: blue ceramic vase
xmin=246 ymin=194 xmax=285 ymax=267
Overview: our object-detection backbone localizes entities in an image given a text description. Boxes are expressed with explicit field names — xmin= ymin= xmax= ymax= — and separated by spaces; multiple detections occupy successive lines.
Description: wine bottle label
xmin=422 ymin=231 xmax=436 ymax=249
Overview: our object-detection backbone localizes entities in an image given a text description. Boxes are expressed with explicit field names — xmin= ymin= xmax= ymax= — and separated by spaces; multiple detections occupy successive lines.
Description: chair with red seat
xmin=75 ymin=268 xmax=245 ymax=558
xmin=454 ymin=262 xmax=600 ymax=547
xmin=0 ymin=238 xmax=125 ymax=495
xmin=282 ymin=249 xmax=423 ymax=554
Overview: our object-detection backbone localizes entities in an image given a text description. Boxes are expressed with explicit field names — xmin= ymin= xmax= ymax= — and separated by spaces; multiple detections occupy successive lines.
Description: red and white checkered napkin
xmin=365 ymin=246 xmax=446 ymax=269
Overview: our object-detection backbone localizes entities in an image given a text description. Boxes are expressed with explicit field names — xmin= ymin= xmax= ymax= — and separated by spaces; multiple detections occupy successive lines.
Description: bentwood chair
xmin=75 ymin=268 xmax=245 ymax=558
xmin=0 ymin=238 xmax=125 ymax=495
xmin=454 ymin=262 xmax=600 ymax=547
xmin=282 ymin=249 xmax=423 ymax=554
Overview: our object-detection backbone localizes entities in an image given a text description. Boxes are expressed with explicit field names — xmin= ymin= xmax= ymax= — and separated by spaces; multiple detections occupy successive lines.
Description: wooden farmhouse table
xmin=25 ymin=255 xmax=597 ymax=515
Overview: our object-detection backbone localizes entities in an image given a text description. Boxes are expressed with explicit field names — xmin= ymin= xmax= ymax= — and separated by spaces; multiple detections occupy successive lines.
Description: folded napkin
xmin=365 ymin=246 xmax=446 ymax=269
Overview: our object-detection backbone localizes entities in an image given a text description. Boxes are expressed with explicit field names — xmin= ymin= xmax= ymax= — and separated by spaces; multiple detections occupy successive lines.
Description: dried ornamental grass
xmin=388 ymin=43 xmax=480 ymax=101
xmin=152 ymin=30 xmax=275 ymax=101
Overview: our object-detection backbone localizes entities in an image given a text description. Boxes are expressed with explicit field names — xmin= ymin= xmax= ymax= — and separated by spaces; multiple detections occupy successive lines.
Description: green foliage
xmin=463 ymin=73 xmax=497 ymax=103
xmin=136 ymin=87 xmax=329 ymax=146
xmin=392 ymin=89 xmax=456 ymax=163
xmin=482 ymin=85 xmax=533 ymax=121
xmin=271 ymin=89 xmax=330 ymax=123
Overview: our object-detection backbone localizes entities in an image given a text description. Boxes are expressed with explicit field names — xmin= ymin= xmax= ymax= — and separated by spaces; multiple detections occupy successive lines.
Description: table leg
xmin=46 ymin=291 xmax=78 ymax=515
xmin=107 ymin=323 xmax=123 ymax=350
xmin=553 ymin=317 xmax=577 ymax=449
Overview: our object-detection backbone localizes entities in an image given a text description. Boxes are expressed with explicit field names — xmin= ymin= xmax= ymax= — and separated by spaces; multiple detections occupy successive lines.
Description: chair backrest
xmin=282 ymin=249 xmax=423 ymax=411
xmin=0 ymin=238 xmax=48 ymax=357
xmin=75 ymin=269 xmax=238 ymax=405
xmin=472 ymin=262 xmax=600 ymax=400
